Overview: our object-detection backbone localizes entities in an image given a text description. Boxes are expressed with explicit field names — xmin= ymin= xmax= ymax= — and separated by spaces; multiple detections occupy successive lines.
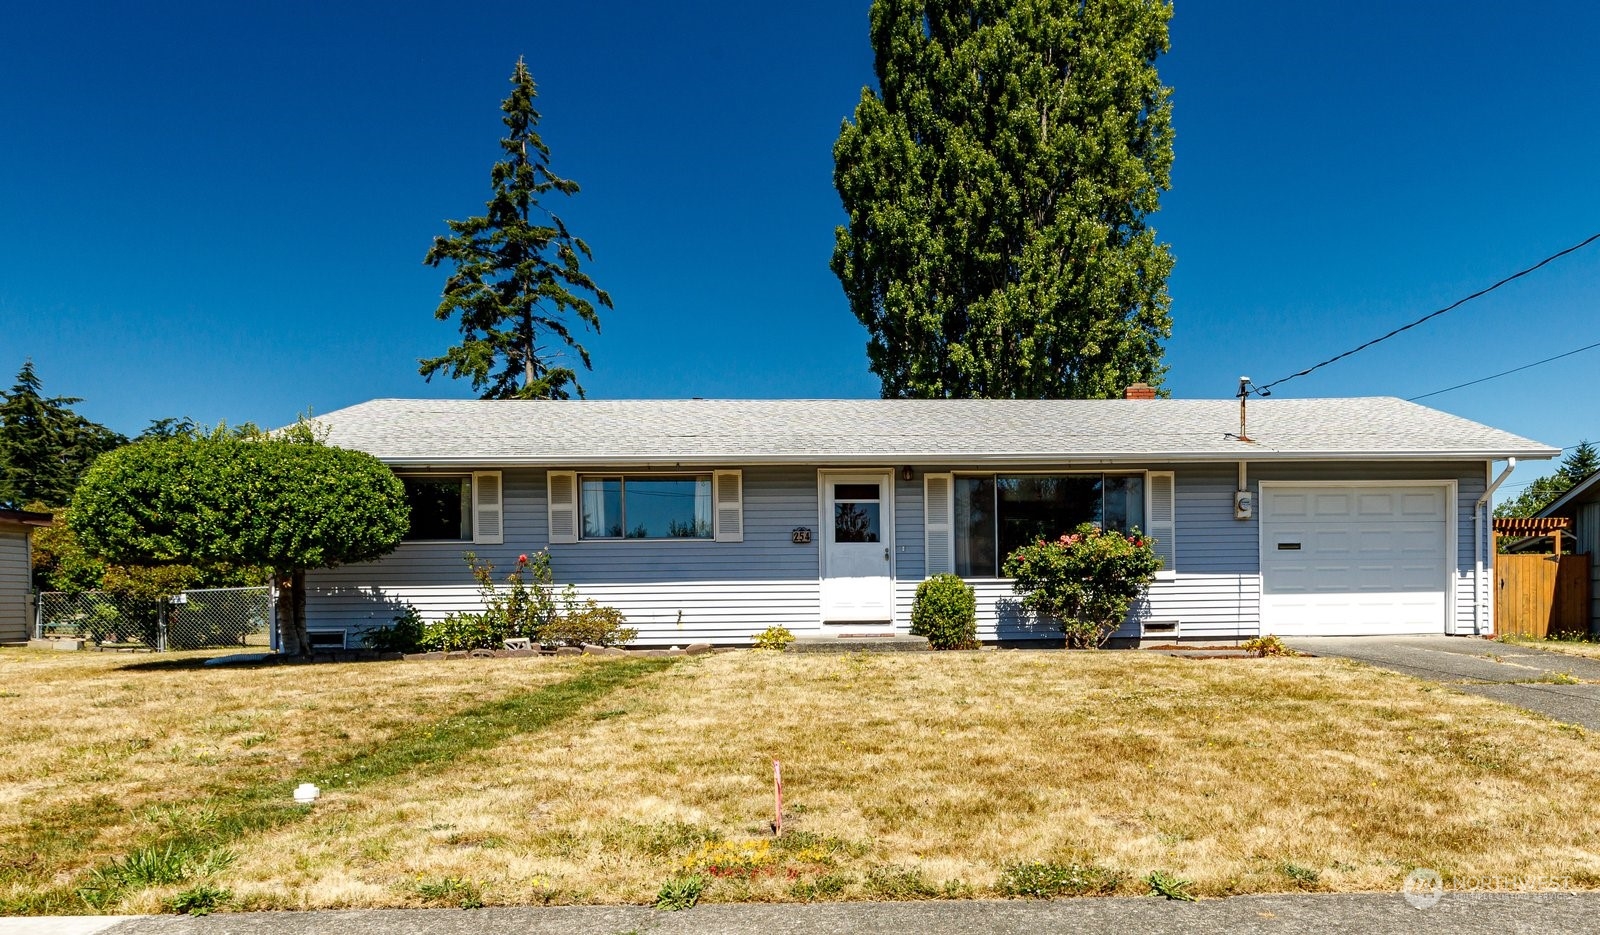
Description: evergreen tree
xmin=833 ymin=0 xmax=1175 ymax=399
xmin=1494 ymin=441 xmax=1600 ymax=518
xmin=1560 ymin=440 xmax=1599 ymax=483
xmin=0 ymin=361 xmax=125 ymax=508
xmin=421 ymin=58 xmax=612 ymax=400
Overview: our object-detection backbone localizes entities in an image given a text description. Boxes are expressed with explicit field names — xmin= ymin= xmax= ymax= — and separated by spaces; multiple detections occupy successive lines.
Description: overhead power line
xmin=1254 ymin=232 xmax=1600 ymax=395
xmin=1407 ymin=339 xmax=1600 ymax=401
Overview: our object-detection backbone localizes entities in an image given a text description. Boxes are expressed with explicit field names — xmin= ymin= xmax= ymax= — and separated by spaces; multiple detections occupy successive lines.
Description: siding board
xmin=0 ymin=528 xmax=31 ymax=642
xmin=308 ymin=460 xmax=1490 ymax=646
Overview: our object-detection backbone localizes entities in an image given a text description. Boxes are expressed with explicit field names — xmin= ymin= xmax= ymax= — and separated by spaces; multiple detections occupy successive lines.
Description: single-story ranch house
xmin=303 ymin=394 xmax=1555 ymax=648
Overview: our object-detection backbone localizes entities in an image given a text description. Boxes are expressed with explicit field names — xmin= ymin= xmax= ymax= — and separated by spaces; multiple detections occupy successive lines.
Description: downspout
xmin=1475 ymin=458 xmax=1516 ymax=636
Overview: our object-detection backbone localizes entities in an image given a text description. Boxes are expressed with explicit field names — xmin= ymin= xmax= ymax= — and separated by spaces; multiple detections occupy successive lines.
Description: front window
xmin=955 ymin=473 xmax=1145 ymax=576
xmin=401 ymin=475 xmax=473 ymax=541
xmin=580 ymin=475 xmax=713 ymax=539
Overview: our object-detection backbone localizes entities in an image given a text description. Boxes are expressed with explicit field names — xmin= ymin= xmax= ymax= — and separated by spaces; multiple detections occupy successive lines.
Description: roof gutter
xmin=363 ymin=449 xmax=1561 ymax=469
xmin=1475 ymin=458 xmax=1517 ymax=636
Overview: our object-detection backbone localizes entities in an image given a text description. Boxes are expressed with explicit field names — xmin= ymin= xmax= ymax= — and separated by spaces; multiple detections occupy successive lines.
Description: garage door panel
xmin=1358 ymin=493 xmax=1395 ymax=515
xmin=1402 ymin=492 xmax=1445 ymax=516
xmin=1268 ymin=493 xmax=1310 ymax=517
xmin=1261 ymin=483 xmax=1449 ymax=636
xmin=1356 ymin=529 xmax=1393 ymax=554
xmin=1314 ymin=494 xmax=1350 ymax=516
xmin=1397 ymin=564 xmax=1444 ymax=590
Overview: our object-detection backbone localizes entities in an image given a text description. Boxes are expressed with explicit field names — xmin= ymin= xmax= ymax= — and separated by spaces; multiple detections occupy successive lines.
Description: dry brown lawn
xmin=150 ymin=649 xmax=1600 ymax=911
xmin=0 ymin=647 xmax=579 ymax=908
xmin=7 ymin=647 xmax=1600 ymax=913
xmin=1498 ymin=635 xmax=1600 ymax=661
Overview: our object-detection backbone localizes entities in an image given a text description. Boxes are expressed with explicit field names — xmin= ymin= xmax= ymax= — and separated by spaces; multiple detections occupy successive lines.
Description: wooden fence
xmin=1495 ymin=552 xmax=1591 ymax=639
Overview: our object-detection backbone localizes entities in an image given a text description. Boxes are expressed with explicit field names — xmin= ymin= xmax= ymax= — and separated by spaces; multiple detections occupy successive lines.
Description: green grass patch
xmin=8 ymin=658 xmax=670 ymax=914
xmin=996 ymin=860 xmax=1123 ymax=898
xmin=655 ymin=874 xmax=706 ymax=910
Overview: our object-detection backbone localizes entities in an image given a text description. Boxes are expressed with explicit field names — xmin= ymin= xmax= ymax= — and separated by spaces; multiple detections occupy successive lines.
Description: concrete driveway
xmin=1285 ymin=636 xmax=1600 ymax=730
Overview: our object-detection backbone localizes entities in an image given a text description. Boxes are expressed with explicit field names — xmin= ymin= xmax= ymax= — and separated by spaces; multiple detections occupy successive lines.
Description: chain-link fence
xmin=36 ymin=586 xmax=273 ymax=651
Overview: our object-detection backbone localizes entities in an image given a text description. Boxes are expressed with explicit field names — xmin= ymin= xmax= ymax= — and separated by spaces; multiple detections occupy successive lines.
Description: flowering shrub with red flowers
xmin=409 ymin=550 xmax=559 ymax=651
xmin=365 ymin=550 xmax=633 ymax=651
xmin=1001 ymin=523 xmax=1162 ymax=648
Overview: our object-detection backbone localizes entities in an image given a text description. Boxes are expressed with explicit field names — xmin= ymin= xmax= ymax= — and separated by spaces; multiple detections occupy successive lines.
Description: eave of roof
xmin=0 ymin=508 xmax=53 ymax=527
xmin=370 ymin=449 xmax=1555 ymax=469
xmin=1538 ymin=471 xmax=1600 ymax=517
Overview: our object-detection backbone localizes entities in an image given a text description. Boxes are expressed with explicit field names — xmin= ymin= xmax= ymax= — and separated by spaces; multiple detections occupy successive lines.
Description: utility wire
xmin=1407 ymin=339 xmax=1600 ymax=401
xmin=1254 ymin=232 xmax=1600 ymax=395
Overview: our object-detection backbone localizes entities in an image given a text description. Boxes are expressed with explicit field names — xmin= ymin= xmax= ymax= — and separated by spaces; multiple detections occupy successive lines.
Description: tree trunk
xmin=292 ymin=569 xmax=309 ymax=655
xmin=274 ymin=570 xmax=301 ymax=656
xmin=274 ymin=570 xmax=312 ymax=657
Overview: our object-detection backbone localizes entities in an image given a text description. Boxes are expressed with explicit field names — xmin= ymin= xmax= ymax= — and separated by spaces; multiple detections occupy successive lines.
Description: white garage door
xmin=1260 ymin=484 xmax=1450 ymax=636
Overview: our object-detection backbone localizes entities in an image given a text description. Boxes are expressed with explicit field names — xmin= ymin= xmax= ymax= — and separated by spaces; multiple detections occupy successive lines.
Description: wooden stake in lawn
xmin=773 ymin=759 xmax=784 ymax=837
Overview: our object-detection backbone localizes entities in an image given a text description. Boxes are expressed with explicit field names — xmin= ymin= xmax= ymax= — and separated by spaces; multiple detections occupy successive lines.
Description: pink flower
xmin=517 ymin=553 xmax=529 ymax=564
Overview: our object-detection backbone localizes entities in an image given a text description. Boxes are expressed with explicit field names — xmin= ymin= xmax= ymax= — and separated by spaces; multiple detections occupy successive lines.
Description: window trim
xmin=950 ymin=469 xmax=1151 ymax=578
xmin=576 ymin=472 xmax=716 ymax=542
xmin=396 ymin=471 xmax=476 ymax=544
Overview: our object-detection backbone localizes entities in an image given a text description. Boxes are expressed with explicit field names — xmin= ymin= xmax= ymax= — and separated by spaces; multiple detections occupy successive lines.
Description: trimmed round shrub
xmin=910 ymin=573 xmax=978 ymax=649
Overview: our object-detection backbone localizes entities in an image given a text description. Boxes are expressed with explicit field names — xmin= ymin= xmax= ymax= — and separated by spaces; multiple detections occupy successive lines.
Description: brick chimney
xmin=1123 ymin=382 xmax=1156 ymax=400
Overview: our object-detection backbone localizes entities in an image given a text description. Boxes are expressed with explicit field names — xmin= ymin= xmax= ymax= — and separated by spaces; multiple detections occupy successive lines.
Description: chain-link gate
xmin=36 ymin=586 xmax=273 ymax=651
xmin=167 ymin=587 xmax=273 ymax=649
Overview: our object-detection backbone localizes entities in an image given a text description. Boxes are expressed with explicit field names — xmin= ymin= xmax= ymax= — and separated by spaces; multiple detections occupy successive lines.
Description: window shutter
xmin=1147 ymin=471 xmax=1176 ymax=579
xmin=547 ymin=471 xmax=578 ymax=544
xmin=472 ymin=471 xmax=504 ymax=545
xmin=713 ymin=470 xmax=743 ymax=542
xmin=924 ymin=473 xmax=954 ymax=576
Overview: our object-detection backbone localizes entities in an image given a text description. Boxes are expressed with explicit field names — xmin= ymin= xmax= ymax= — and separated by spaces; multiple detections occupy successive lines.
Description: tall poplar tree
xmin=421 ymin=58 xmax=612 ymax=400
xmin=833 ymin=0 xmax=1175 ymax=399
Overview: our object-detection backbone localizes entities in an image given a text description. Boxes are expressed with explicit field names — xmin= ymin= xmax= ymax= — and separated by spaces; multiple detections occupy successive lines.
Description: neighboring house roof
xmin=1537 ymin=471 xmax=1600 ymax=518
xmin=0 ymin=508 xmax=52 ymax=528
xmin=312 ymin=397 xmax=1557 ymax=467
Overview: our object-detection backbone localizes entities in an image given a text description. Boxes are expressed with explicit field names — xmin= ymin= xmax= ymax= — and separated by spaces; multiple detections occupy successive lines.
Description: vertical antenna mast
xmin=1236 ymin=376 xmax=1253 ymax=443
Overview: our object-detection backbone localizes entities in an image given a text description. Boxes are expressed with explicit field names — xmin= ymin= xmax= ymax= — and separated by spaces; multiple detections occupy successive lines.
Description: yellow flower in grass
xmin=682 ymin=839 xmax=774 ymax=872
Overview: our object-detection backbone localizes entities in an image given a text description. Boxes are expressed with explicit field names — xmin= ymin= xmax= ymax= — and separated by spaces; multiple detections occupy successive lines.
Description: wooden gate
xmin=1495 ymin=553 xmax=1591 ymax=638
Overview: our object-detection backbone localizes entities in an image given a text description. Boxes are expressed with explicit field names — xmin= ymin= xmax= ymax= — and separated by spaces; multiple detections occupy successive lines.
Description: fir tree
xmin=0 ymin=361 xmax=124 ymax=508
xmin=832 ymin=0 xmax=1175 ymax=399
xmin=1560 ymin=440 xmax=1599 ymax=483
xmin=421 ymin=58 xmax=612 ymax=400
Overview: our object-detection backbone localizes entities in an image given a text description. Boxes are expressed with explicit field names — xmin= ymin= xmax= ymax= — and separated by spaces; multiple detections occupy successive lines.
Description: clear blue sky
xmin=2 ymin=2 xmax=1596 ymax=495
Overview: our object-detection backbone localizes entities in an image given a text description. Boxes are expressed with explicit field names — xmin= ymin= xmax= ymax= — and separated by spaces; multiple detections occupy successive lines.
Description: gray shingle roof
xmin=311 ymin=397 xmax=1556 ymax=466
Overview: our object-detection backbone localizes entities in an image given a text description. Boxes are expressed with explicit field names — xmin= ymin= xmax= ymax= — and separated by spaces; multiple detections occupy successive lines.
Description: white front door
xmin=820 ymin=472 xmax=895 ymax=623
xmin=1260 ymin=483 xmax=1451 ymax=636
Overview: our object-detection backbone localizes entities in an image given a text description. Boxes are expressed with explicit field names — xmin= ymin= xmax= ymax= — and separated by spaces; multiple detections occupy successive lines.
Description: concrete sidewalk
xmin=1 ymin=894 xmax=1583 ymax=935
xmin=1285 ymin=636 xmax=1600 ymax=730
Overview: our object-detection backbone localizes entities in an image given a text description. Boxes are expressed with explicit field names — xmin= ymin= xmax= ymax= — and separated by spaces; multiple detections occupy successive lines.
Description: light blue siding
xmin=307 ymin=459 xmax=1491 ymax=645
xmin=891 ymin=461 xmax=1488 ymax=642
xmin=306 ymin=466 xmax=826 ymax=646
